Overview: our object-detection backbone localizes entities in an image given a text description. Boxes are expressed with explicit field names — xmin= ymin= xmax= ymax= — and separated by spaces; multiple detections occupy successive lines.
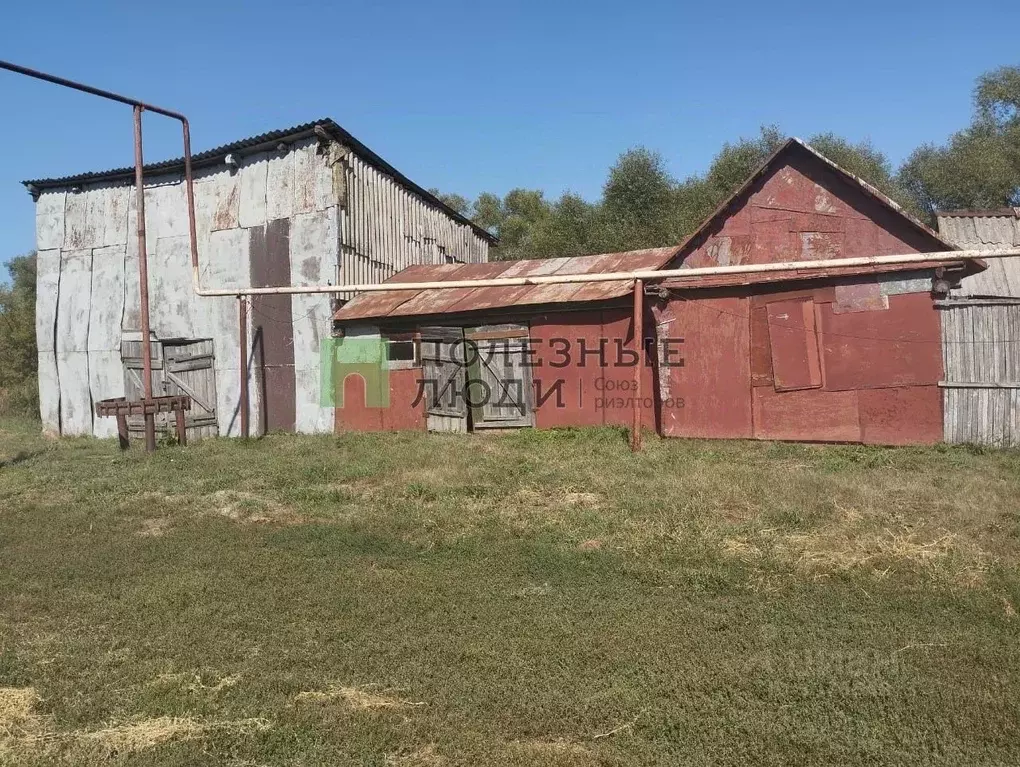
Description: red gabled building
xmin=331 ymin=139 xmax=983 ymax=445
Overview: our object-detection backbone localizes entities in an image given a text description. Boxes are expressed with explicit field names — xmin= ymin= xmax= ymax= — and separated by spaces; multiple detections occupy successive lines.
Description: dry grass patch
xmin=152 ymin=672 xmax=241 ymax=694
xmin=0 ymin=686 xmax=264 ymax=759
xmin=209 ymin=490 xmax=306 ymax=525
xmin=294 ymin=685 xmax=425 ymax=710
xmin=0 ymin=687 xmax=44 ymax=754
xmin=384 ymin=743 xmax=447 ymax=766
xmin=74 ymin=715 xmax=270 ymax=754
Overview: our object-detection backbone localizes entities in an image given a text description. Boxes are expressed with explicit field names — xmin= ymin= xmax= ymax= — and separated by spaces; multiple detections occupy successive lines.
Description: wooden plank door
xmin=163 ymin=340 xmax=219 ymax=440
xmin=121 ymin=337 xmax=165 ymax=438
xmin=466 ymin=325 xmax=535 ymax=429
xmin=419 ymin=327 xmax=468 ymax=433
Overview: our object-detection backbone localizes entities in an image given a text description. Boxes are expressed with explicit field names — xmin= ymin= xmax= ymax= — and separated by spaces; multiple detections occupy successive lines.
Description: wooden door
xmin=121 ymin=337 xmax=165 ymax=439
xmin=121 ymin=337 xmax=219 ymax=441
xmin=419 ymin=327 xmax=468 ymax=433
xmin=466 ymin=326 xmax=535 ymax=429
xmin=162 ymin=340 xmax=219 ymax=440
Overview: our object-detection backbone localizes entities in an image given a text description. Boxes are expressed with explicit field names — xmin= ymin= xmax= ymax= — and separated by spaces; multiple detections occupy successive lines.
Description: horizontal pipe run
xmin=190 ymin=248 xmax=1020 ymax=297
xmin=0 ymin=59 xmax=188 ymax=120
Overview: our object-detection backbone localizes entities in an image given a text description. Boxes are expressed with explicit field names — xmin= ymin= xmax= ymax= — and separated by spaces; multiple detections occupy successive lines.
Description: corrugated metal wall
xmin=937 ymin=211 xmax=1020 ymax=297
xmin=35 ymin=135 xmax=491 ymax=439
xmin=939 ymin=301 xmax=1020 ymax=446
xmin=339 ymin=154 xmax=487 ymax=297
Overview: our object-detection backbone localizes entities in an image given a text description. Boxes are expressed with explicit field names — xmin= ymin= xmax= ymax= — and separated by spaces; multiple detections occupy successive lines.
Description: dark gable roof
xmin=22 ymin=118 xmax=497 ymax=244
xmin=669 ymin=137 xmax=956 ymax=262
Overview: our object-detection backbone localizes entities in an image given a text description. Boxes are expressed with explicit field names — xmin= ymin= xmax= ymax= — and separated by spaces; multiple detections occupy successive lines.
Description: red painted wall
xmin=530 ymin=308 xmax=656 ymax=432
xmin=335 ymin=368 xmax=426 ymax=433
xmin=681 ymin=150 xmax=942 ymax=270
xmin=657 ymin=289 xmax=944 ymax=445
xmin=654 ymin=147 xmax=947 ymax=445
xmin=334 ymin=307 xmax=656 ymax=434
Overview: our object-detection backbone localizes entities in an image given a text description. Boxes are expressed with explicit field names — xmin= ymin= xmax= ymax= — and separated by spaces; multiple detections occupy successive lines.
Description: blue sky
xmin=2 ymin=0 xmax=1018 ymax=266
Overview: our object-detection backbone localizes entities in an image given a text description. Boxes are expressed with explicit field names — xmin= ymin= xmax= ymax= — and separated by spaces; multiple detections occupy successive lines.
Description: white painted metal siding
xmin=34 ymin=134 xmax=490 ymax=438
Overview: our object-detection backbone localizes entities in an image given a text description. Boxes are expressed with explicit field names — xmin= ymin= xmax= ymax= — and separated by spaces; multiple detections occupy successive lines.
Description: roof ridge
xmin=23 ymin=117 xmax=496 ymax=243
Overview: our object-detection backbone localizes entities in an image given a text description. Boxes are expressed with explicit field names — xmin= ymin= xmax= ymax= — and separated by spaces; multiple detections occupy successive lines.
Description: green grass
xmin=2 ymin=417 xmax=1020 ymax=765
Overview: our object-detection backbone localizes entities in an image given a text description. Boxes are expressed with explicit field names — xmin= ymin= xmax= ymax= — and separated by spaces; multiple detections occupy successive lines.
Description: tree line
xmin=432 ymin=66 xmax=1020 ymax=261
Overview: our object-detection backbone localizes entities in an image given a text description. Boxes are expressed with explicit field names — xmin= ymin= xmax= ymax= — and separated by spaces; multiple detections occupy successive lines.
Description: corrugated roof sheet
xmin=22 ymin=118 xmax=496 ymax=244
xmin=333 ymin=247 xmax=681 ymax=323
xmin=937 ymin=211 xmax=1020 ymax=297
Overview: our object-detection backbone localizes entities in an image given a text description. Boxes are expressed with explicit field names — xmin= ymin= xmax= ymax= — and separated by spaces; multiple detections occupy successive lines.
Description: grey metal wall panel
xmin=149 ymin=236 xmax=197 ymax=340
xmin=88 ymin=350 xmax=125 ymax=438
xmin=938 ymin=213 xmax=1020 ymax=298
xmin=35 ymin=191 xmax=65 ymax=251
xmin=37 ymin=351 xmax=60 ymax=436
xmin=238 ymin=157 xmax=268 ymax=228
xmin=34 ymin=134 xmax=488 ymax=437
xmin=56 ymin=251 xmax=93 ymax=354
xmin=87 ymin=245 xmax=126 ymax=352
xmin=35 ymin=249 xmax=60 ymax=353
xmin=290 ymin=207 xmax=337 ymax=433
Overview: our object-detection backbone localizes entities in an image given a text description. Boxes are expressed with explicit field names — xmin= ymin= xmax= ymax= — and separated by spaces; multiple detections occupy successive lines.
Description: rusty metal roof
xmin=333 ymin=247 xmax=681 ymax=323
xmin=22 ymin=118 xmax=496 ymax=244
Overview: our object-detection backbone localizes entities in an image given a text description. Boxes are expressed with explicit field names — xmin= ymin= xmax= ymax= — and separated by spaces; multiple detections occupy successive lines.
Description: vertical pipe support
xmin=631 ymin=278 xmax=643 ymax=453
xmin=239 ymin=295 xmax=250 ymax=439
xmin=133 ymin=105 xmax=156 ymax=453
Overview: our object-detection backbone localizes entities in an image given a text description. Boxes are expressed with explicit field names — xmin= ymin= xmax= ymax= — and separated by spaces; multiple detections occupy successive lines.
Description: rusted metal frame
xmin=133 ymin=105 xmax=157 ymax=452
xmin=226 ymin=250 xmax=1018 ymax=299
xmin=631 ymin=279 xmax=643 ymax=453
xmin=1 ymin=60 xmax=196 ymax=451
xmin=239 ymin=296 xmax=250 ymax=439
xmin=95 ymin=396 xmax=192 ymax=416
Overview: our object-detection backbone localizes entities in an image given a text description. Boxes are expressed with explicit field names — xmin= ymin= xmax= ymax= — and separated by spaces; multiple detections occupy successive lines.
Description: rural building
xmin=936 ymin=208 xmax=1020 ymax=445
xmin=332 ymin=139 xmax=982 ymax=445
xmin=26 ymin=119 xmax=495 ymax=440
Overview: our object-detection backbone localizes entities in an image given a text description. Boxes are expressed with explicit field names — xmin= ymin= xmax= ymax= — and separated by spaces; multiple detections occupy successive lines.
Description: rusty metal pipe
xmin=631 ymin=279 xmax=643 ymax=452
xmin=239 ymin=296 xmax=249 ymax=439
xmin=133 ymin=106 xmax=156 ymax=453
xmin=190 ymin=248 xmax=1020 ymax=297
xmin=0 ymin=60 xmax=189 ymax=120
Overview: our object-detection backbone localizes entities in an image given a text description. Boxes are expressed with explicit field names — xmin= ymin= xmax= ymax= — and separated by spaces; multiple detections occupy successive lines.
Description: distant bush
xmin=0 ymin=253 xmax=38 ymax=418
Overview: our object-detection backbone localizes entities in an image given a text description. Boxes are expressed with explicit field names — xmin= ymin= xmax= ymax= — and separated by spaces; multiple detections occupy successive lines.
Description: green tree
xmin=899 ymin=65 xmax=1020 ymax=216
xmin=598 ymin=148 xmax=678 ymax=251
xmin=427 ymin=189 xmax=471 ymax=217
xmin=0 ymin=253 xmax=38 ymax=416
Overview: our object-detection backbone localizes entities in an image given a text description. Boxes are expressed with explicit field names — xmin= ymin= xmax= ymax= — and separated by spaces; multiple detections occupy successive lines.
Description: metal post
xmin=631 ymin=279 xmax=643 ymax=453
xmin=175 ymin=408 xmax=187 ymax=446
xmin=133 ymin=105 xmax=156 ymax=453
xmin=116 ymin=414 xmax=129 ymax=450
xmin=239 ymin=296 xmax=250 ymax=439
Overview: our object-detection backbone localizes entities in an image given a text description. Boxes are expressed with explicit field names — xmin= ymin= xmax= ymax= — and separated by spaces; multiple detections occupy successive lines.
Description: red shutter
xmin=766 ymin=299 xmax=822 ymax=391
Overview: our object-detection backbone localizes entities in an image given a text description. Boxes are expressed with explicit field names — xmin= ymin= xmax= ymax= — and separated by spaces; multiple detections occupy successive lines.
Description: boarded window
xmin=766 ymin=299 xmax=822 ymax=391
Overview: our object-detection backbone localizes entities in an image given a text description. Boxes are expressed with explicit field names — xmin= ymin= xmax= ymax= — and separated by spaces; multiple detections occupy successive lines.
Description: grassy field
xmin=1 ymin=418 xmax=1020 ymax=766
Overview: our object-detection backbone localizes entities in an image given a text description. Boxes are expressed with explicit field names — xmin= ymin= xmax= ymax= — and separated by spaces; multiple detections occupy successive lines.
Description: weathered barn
xmin=331 ymin=139 xmax=981 ymax=445
xmin=936 ymin=208 xmax=1020 ymax=445
xmin=27 ymin=119 xmax=495 ymax=440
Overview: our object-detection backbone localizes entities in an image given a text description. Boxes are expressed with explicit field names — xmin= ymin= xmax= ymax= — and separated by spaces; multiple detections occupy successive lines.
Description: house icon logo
xmin=320 ymin=337 xmax=390 ymax=408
